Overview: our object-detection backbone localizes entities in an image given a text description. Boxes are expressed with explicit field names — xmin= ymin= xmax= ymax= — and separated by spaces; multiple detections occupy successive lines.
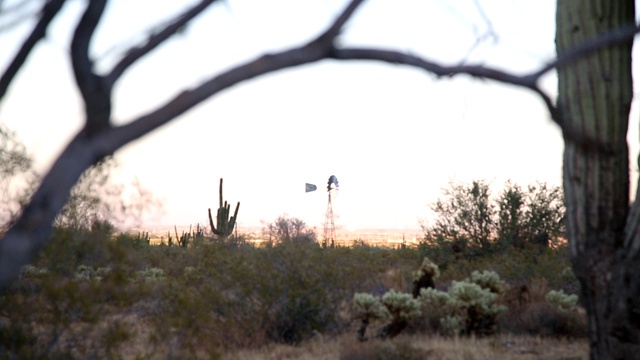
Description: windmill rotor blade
xmin=305 ymin=183 xmax=317 ymax=192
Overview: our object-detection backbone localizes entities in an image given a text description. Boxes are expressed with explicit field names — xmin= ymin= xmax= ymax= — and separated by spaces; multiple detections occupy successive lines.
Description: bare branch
xmin=0 ymin=0 xmax=66 ymax=102
xmin=105 ymin=0 xmax=219 ymax=89
xmin=332 ymin=47 xmax=624 ymax=155
xmin=533 ymin=22 xmax=640 ymax=79
xmin=98 ymin=0 xmax=366 ymax=149
xmin=0 ymin=0 xmax=42 ymax=33
xmin=312 ymin=0 xmax=364 ymax=46
xmin=333 ymin=47 xmax=537 ymax=86
xmin=458 ymin=0 xmax=498 ymax=62
xmin=70 ymin=0 xmax=110 ymax=135
xmin=70 ymin=0 xmax=105 ymax=100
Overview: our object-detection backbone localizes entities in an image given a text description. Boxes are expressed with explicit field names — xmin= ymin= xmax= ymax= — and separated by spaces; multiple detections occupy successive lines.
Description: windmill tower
xmin=323 ymin=175 xmax=339 ymax=248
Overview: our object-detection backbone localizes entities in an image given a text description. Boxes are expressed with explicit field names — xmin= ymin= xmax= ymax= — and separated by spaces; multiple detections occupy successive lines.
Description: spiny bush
xmin=546 ymin=289 xmax=579 ymax=312
xmin=469 ymin=270 xmax=507 ymax=294
xmin=353 ymin=293 xmax=389 ymax=341
xmin=411 ymin=256 xmax=438 ymax=297
xmin=419 ymin=279 xmax=507 ymax=336
xmin=379 ymin=290 xmax=422 ymax=338
xmin=446 ymin=280 xmax=507 ymax=335
xmin=74 ymin=265 xmax=112 ymax=282
xmin=354 ymin=262 xmax=509 ymax=338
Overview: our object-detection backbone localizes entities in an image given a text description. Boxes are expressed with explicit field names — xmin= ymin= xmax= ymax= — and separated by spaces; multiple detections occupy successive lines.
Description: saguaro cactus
xmin=208 ymin=178 xmax=240 ymax=239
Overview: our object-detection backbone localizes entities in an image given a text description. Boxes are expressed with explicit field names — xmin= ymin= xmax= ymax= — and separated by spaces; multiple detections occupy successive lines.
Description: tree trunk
xmin=557 ymin=1 xmax=640 ymax=358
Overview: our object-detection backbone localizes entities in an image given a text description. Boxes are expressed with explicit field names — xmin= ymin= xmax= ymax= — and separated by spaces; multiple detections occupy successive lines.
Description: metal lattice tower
xmin=323 ymin=191 xmax=336 ymax=247
xmin=322 ymin=175 xmax=339 ymax=248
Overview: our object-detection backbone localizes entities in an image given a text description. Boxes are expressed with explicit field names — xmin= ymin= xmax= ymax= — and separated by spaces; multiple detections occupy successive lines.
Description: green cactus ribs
xmin=208 ymin=178 xmax=240 ymax=240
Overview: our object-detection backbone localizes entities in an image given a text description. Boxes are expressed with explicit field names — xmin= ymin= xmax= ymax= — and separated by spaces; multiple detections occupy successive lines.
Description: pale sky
xmin=1 ymin=0 xmax=639 ymax=231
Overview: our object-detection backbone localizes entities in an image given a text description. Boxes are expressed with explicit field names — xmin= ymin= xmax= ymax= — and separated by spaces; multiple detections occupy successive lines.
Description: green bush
xmin=421 ymin=179 xmax=565 ymax=257
xmin=261 ymin=215 xmax=317 ymax=245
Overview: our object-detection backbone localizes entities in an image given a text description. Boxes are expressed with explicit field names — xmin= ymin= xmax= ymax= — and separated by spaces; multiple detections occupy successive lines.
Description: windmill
xmin=323 ymin=175 xmax=339 ymax=248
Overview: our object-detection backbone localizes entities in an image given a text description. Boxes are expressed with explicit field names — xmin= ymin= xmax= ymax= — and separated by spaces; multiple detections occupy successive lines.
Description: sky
xmin=1 ymin=0 xmax=639 ymax=232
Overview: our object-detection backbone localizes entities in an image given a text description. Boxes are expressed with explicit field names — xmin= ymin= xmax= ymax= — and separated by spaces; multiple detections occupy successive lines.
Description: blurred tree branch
xmin=105 ymin=0 xmax=217 ymax=88
xmin=0 ymin=0 xmax=65 ymax=101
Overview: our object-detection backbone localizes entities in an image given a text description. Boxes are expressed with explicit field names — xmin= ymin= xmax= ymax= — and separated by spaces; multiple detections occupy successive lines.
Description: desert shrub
xmin=39 ymin=220 xmax=118 ymax=275
xmin=143 ymin=241 xmax=402 ymax=348
xmin=424 ymin=245 xmax=573 ymax=296
xmin=262 ymin=215 xmax=317 ymax=245
xmin=3 ymin=224 xmax=583 ymax=358
xmin=500 ymin=302 xmax=587 ymax=338
xmin=421 ymin=179 xmax=565 ymax=258
xmin=115 ymin=231 xmax=151 ymax=249
xmin=495 ymin=181 xmax=565 ymax=249
xmin=422 ymin=180 xmax=494 ymax=253
xmin=255 ymin=243 xmax=346 ymax=344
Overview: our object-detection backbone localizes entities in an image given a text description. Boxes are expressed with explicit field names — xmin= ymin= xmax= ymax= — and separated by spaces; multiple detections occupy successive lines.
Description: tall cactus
xmin=208 ymin=178 xmax=240 ymax=239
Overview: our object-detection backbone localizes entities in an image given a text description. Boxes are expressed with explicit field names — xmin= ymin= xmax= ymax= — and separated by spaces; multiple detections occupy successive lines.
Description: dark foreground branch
xmin=105 ymin=0 xmax=220 ymax=88
xmin=0 ymin=0 xmax=66 ymax=102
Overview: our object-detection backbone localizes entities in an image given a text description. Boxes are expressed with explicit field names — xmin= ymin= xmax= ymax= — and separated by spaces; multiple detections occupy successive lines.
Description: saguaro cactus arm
xmin=208 ymin=178 xmax=240 ymax=237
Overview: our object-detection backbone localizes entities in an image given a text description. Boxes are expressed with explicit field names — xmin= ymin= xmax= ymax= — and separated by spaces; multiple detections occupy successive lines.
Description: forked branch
xmin=0 ymin=0 xmax=66 ymax=101
xmin=105 ymin=0 xmax=220 ymax=88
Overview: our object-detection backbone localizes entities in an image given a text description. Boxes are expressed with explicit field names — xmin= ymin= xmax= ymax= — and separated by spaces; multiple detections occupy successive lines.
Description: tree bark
xmin=557 ymin=1 xmax=640 ymax=358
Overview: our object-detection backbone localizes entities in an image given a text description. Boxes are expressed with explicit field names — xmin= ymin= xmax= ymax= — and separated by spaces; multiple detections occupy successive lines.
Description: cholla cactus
xmin=468 ymin=270 xmax=507 ymax=294
xmin=353 ymin=293 xmax=389 ymax=322
xmin=353 ymin=293 xmax=389 ymax=341
xmin=417 ymin=275 xmax=507 ymax=336
xmin=419 ymin=287 xmax=451 ymax=309
xmin=136 ymin=267 xmax=165 ymax=281
xmin=546 ymin=289 xmax=579 ymax=312
xmin=183 ymin=266 xmax=196 ymax=275
xmin=74 ymin=265 xmax=111 ymax=282
xmin=19 ymin=264 xmax=48 ymax=279
xmin=412 ymin=257 xmax=440 ymax=298
xmin=412 ymin=257 xmax=440 ymax=281
xmin=448 ymin=280 xmax=507 ymax=335
xmin=379 ymin=290 xmax=422 ymax=339
xmin=382 ymin=290 xmax=422 ymax=321
xmin=449 ymin=281 xmax=505 ymax=315
xmin=560 ymin=267 xmax=577 ymax=281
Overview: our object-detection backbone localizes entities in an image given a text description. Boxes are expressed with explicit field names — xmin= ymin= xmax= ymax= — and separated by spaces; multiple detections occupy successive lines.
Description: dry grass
xmin=224 ymin=333 xmax=588 ymax=360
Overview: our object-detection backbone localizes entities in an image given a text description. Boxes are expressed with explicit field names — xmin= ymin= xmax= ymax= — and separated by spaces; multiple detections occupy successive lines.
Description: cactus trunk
xmin=557 ymin=1 xmax=640 ymax=357
xmin=208 ymin=178 xmax=240 ymax=239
